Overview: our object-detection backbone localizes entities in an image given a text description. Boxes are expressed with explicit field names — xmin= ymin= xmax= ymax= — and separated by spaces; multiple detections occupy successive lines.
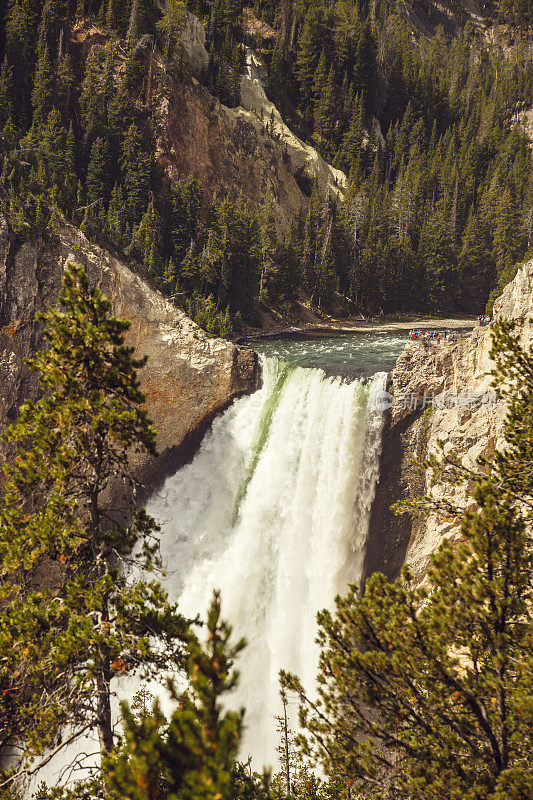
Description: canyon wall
xmin=365 ymin=259 xmax=533 ymax=584
xmin=153 ymin=75 xmax=306 ymax=231
xmin=0 ymin=213 xmax=258 ymax=488
xmin=239 ymin=48 xmax=347 ymax=200
xmin=158 ymin=12 xmax=347 ymax=227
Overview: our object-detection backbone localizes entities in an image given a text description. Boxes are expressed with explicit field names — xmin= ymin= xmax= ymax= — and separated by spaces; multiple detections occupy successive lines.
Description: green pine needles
xmin=106 ymin=591 xmax=245 ymax=800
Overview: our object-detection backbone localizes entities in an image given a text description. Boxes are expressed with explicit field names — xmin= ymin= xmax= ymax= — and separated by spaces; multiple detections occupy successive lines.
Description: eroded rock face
xmin=173 ymin=13 xmax=344 ymax=209
xmin=154 ymin=77 xmax=306 ymax=231
xmin=180 ymin=11 xmax=209 ymax=77
xmin=239 ymin=48 xmax=347 ymax=200
xmin=364 ymin=259 xmax=533 ymax=584
xmin=0 ymin=214 xmax=258 ymax=488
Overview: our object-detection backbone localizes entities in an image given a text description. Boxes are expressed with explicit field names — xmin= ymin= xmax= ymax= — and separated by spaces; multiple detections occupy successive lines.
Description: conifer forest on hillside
xmin=1 ymin=0 xmax=532 ymax=331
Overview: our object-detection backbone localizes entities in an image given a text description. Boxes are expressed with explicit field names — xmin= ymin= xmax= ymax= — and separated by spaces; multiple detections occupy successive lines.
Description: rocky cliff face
xmin=0 ymin=213 xmax=258 ymax=488
xmin=156 ymin=12 xmax=349 ymax=228
xmin=154 ymin=75 xmax=307 ymax=231
xmin=239 ymin=48 xmax=347 ymax=200
xmin=364 ymin=259 xmax=533 ymax=584
xmin=396 ymin=0 xmax=487 ymax=37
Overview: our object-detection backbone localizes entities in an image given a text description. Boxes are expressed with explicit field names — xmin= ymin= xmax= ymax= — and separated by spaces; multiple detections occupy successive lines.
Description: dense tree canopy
xmin=0 ymin=264 xmax=188 ymax=795
xmin=0 ymin=0 xmax=531 ymax=329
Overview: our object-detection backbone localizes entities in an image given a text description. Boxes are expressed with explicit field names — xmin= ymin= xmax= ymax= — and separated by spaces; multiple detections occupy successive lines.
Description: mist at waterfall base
xmin=146 ymin=333 xmax=406 ymax=769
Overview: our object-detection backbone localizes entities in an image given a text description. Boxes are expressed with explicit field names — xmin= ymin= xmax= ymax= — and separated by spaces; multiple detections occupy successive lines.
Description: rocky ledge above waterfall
xmin=364 ymin=259 xmax=533 ymax=585
xmin=0 ymin=212 xmax=258 ymax=490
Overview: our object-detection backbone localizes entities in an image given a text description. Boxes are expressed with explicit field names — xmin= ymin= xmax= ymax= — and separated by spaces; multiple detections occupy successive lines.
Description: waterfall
xmin=147 ymin=356 xmax=387 ymax=767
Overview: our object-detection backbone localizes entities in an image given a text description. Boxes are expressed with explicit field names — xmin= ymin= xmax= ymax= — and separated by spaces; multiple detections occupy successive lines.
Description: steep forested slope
xmin=260 ymin=0 xmax=533 ymax=312
xmin=0 ymin=0 xmax=531 ymax=331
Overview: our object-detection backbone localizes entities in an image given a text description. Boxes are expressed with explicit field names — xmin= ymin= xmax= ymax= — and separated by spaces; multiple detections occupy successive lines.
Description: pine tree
xmin=107 ymin=74 xmax=133 ymax=139
xmin=101 ymin=45 xmax=117 ymax=123
xmin=0 ymin=264 xmax=187 ymax=795
xmin=170 ymin=175 xmax=202 ymax=262
xmin=492 ymin=188 xmax=524 ymax=283
xmin=55 ymin=53 xmax=74 ymax=121
xmin=259 ymin=190 xmax=278 ymax=304
xmin=353 ymin=20 xmax=376 ymax=102
xmin=218 ymin=307 xmax=233 ymax=338
xmin=83 ymin=136 xmax=110 ymax=233
xmin=296 ymin=9 xmax=323 ymax=108
xmin=106 ymin=592 xmax=245 ymax=800
xmin=230 ymin=761 xmax=274 ymax=800
xmin=86 ymin=136 xmax=111 ymax=207
xmin=121 ymin=122 xmax=152 ymax=225
xmin=458 ymin=208 xmax=494 ymax=313
xmin=128 ymin=197 xmax=162 ymax=278
xmin=315 ymin=65 xmax=337 ymax=147
xmin=273 ymin=689 xmax=297 ymax=797
xmin=337 ymin=97 xmax=364 ymax=175
xmin=5 ymin=0 xmax=38 ymax=124
xmin=127 ymin=0 xmax=153 ymax=44
xmin=61 ymin=121 xmax=78 ymax=212
xmin=31 ymin=43 xmax=55 ymax=127
xmin=80 ymin=47 xmax=106 ymax=148
xmin=268 ymin=36 xmax=285 ymax=96
xmin=418 ymin=200 xmax=457 ymax=312
xmin=180 ymin=240 xmax=202 ymax=292
xmin=312 ymin=50 xmax=328 ymax=117
xmin=156 ymin=0 xmax=187 ymax=57
xmin=161 ymin=258 xmax=177 ymax=295
xmin=301 ymin=182 xmax=322 ymax=287
xmin=36 ymin=108 xmax=70 ymax=195
xmin=275 ymin=220 xmax=302 ymax=311
xmin=105 ymin=0 xmax=119 ymax=29
xmin=314 ymin=229 xmax=336 ymax=311
xmin=0 ymin=57 xmax=14 ymax=129
xmin=106 ymin=182 xmax=127 ymax=247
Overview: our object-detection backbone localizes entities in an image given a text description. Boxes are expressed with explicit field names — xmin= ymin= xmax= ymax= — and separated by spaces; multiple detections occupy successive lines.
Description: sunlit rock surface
xmin=239 ymin=48 xmax=347 ymax=199
xmin=0 ymin=213 xmax=258 ymax=488
xmin=365 ymin=259 xmax=533 ymax=584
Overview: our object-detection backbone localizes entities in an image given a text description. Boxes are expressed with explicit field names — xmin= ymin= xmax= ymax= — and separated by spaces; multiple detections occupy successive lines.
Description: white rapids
xmin=147 ymin=356 xmax=387 ymax=767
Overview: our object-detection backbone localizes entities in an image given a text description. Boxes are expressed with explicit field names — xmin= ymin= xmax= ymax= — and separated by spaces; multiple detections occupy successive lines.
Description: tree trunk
xmin=280 ymin=0 xmax=292 ymax=57
xmin=96 ymin=642 xmax=113 ymax=797
xmin=282 ymin=692 xmax=290 ymax=795
xmin=127 ymin=0 xmax=140 ymax=42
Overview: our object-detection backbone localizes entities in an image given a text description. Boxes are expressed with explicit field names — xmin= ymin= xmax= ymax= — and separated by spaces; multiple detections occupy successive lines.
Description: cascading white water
xmin=147 ymin=356 xmax=387 ymax=767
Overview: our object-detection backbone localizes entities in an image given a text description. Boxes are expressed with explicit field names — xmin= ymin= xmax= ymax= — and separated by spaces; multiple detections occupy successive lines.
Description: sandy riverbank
xmin=237 ymin=316 xmax=477 ymax=342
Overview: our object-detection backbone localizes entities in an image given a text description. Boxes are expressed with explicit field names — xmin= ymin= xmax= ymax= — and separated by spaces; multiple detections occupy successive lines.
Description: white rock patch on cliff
xmin=239 ymin=48 xmax=347 ymax=199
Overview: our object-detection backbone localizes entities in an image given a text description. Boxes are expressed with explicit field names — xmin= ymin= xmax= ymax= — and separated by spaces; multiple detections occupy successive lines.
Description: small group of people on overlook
xmin=409 ymin=329 xmax=451 ymax=343
xmin=409 ymin=315 xmax=492 ymax=344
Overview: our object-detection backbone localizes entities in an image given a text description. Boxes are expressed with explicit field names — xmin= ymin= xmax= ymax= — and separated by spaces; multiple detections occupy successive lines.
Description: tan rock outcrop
xmin=0 ymin=214 xmax=258 ymax=488
xmin=364 ymin=259 xmax=532 ymax=584
xmin=154 ymin=75 xmax=306 ymax=231
xmin=175 ymin=13 xmax=346 ymax=205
